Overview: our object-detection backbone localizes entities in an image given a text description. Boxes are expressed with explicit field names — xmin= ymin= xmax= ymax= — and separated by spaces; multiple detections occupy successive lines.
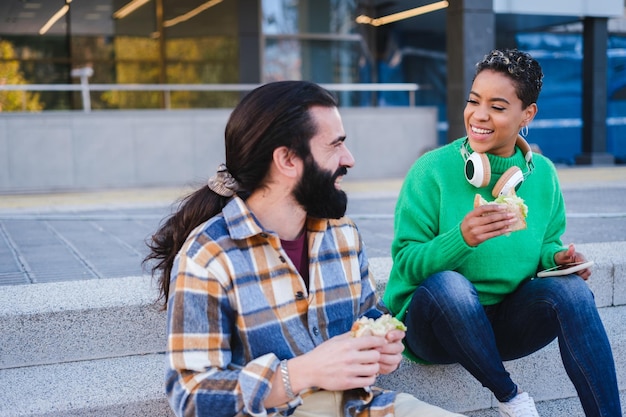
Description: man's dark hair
xmin=143 ymin=81 xmax=338 ymax=307
xmin=475 ymin=49 xmax=544 ymax=108
xmin=225 ymin=80 xmax=338 ymax=194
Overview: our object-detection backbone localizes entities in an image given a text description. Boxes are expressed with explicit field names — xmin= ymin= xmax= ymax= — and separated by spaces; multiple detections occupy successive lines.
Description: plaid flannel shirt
xmin=165 ymin=195 xmax=396 ymax=417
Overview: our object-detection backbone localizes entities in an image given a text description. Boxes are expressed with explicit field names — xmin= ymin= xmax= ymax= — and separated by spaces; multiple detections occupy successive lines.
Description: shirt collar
xmin=222 ymin=196 xmax=265 ymax=240
xmin=222 ymin=195 xmax=331 ymax=240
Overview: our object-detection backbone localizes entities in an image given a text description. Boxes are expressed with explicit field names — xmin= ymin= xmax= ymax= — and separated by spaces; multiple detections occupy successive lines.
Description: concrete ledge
xmin=468 ymin=392 xmax=626 ymax=417
xmin=376 ymin=305 xmax=626 ymax=414
xmin=0 ymin=276 xmax=165 ymax=369
xmin=575 ymin=241 xmax=626 ymax=307
xmin=1 ymin=244 xmax=624 ymax=370
xmin=0 ymin=242 xmax=624 ymax=415
xmin=1 ymin=323 xmax=623 ymax=416
xmin=0 ymin=354 xmax=172 ymax=417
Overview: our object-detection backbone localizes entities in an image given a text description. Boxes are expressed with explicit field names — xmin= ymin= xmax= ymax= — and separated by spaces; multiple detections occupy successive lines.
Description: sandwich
xmin=350 ymin=314 xmax=407 ymax=338
xmin=474 ymin=191 xmax=528 ymax=232
xmin=344 ymin=315 xmax=407 ymax=403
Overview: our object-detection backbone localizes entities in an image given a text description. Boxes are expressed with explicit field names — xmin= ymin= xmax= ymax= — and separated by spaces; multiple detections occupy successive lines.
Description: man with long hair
xmin=144 ymin=81 xmax=463 ymax=417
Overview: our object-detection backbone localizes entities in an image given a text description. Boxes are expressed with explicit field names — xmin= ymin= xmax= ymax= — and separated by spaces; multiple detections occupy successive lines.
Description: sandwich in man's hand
xmin=474 ymin=191 xmax=528 ymax=233
xmin=350 ymin=314 xmax=407 ymax=338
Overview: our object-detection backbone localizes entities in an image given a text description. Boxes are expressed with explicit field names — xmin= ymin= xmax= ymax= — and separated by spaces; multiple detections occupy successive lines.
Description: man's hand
xmin=375 ymin=329 xmax=405 ymax=375
xmin=289 ymin=333 xmax=386 ymax=393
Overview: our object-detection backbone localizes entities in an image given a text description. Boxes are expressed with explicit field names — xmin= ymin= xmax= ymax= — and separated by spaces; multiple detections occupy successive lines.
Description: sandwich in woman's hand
xmin=350 ymin=314 xmax=407 ymax=338
xmin=474 ymin=190 xmax=528 ymax=232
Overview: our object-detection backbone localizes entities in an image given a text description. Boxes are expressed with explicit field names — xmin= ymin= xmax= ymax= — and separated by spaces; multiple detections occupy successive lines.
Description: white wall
xmin=0 ymin=107 xmax=438 ymax=194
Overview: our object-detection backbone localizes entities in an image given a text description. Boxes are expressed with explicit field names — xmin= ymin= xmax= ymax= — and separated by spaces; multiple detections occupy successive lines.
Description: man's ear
xmin=272 ymin=146 xmax=301 ymax=179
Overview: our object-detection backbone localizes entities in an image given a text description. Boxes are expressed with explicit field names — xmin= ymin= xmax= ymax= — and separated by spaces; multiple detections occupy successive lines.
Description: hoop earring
xmin=520 ymin=125 xmax=529 ymax=138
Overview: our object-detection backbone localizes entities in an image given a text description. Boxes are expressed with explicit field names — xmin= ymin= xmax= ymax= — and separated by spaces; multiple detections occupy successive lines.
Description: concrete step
xmin=0 ymin=354 xmax=172 ymax=417
xmin=468 ymin=392 xmax=626 ymax=417
xmin=0 ymin=350 xmax=624 ymax=416
xmin=2 ymin=242 xmax=622 ymax=370
xmin=0 ymin=241 xmax=624 ymax=416
xmin=0 ymin=276 xmax=166 ymax=369
xmin=377 ymin=305 xmax=626 ymax=415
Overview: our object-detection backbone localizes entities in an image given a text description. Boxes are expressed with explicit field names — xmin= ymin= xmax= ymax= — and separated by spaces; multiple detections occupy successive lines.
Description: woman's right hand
xmin=288 ymin=332 xmax=386 ymax=392
xmin=461 ymin=204 xmax=517 ymax=247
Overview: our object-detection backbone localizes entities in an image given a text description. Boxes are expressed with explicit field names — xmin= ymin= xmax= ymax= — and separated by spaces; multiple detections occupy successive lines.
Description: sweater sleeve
xmin=387 ymin=150 xmax=475 ymax=310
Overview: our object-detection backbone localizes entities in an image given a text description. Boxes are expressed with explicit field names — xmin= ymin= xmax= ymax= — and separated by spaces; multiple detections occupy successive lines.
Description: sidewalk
xmin=0 ymin=165 xmax=624 ymax=287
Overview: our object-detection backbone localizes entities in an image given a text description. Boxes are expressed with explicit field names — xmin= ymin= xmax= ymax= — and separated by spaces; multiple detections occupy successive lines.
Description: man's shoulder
xmin=326 ymin=216 xmax=358 ymax=229
xmin=183 ymin=215 xmax=229 ymax=252
xmin=313 ymin=216 xmax=360 ymax=240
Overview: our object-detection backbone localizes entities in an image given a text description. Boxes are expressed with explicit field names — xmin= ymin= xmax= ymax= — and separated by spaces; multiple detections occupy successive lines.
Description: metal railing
xmin=0 ymin=82 xmax=424 ymax=112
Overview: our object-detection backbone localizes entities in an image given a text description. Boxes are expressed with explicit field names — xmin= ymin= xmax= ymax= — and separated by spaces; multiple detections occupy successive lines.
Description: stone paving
xmin=0 ymin=166 xmax=625 ymax=286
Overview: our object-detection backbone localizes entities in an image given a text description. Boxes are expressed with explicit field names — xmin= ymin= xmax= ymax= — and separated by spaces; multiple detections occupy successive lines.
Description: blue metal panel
xmin=518 ymin=33 xmax=626 ymax=164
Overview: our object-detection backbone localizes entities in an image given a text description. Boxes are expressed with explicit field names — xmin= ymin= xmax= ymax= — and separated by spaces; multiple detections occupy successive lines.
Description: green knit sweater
xmin=383 ymin=138 xmax=567 ymax=326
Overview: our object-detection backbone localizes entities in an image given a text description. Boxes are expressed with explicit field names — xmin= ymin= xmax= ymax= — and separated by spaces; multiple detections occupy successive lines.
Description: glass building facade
xmin=1 ymin=0 xmax=626 ymax=162
xmin=0 ymin=0 xmax=373 ymax=110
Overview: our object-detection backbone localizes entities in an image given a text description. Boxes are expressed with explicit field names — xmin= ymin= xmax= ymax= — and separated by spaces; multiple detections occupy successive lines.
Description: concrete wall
xmin=0 ymin=107 xmax=437 ymax=194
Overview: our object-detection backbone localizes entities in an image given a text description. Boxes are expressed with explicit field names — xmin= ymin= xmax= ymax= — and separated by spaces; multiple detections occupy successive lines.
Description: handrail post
xmin=70 ymin=67 xmax=94 ymax=112
xmin=165 ymin=90 xmax=171 ymax=109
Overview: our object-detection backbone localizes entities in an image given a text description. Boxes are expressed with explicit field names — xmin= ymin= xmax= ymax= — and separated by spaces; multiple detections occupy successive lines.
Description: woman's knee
xmin=540 ymin=275 xmax=595 ymax=304
xmin=411 ymin=271 xmax=481 ymax=314
xmin=529 ymin=275 xmax=597 ymax=316
xmin=420 ymin=271 xmax=477 ymax=301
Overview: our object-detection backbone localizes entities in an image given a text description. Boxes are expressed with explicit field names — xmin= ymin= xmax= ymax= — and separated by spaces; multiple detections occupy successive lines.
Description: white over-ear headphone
xmin=460 ymin=135 xmax=534 ymax=198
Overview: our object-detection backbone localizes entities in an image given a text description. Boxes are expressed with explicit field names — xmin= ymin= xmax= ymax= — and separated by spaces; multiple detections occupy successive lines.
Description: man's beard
xmin=292 ymin=157 xmax=348 ymax=219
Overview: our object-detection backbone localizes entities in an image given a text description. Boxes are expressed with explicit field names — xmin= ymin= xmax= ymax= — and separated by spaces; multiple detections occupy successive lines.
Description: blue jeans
xmin=404 ymin=271 xmax=621 ymax=417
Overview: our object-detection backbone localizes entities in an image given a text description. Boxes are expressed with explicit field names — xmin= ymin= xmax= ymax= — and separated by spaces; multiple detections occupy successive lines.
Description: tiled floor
xmin=1 ymin=176 xmax=625 ymax=286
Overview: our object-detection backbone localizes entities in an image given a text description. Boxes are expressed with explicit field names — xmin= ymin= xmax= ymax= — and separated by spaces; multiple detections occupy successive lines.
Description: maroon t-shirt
xmin=281 ymin=230 xmax=309 ymax=289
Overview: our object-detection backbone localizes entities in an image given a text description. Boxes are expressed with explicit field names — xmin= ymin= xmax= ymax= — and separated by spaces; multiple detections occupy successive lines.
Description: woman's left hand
xmin=554 ymin=243 xmax=592 ymax=280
